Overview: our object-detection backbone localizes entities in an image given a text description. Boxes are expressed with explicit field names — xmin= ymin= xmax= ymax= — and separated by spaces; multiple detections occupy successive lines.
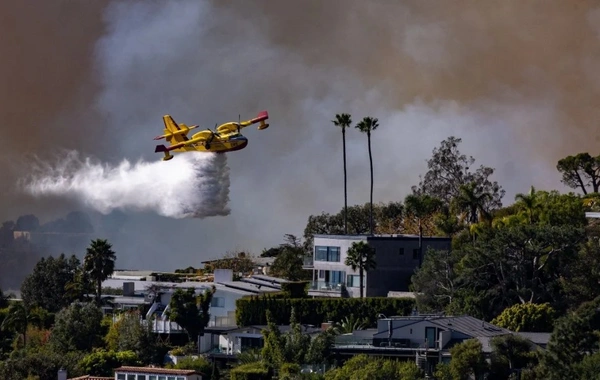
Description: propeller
xmin=237 ymin=114 xmax=241 ymax=133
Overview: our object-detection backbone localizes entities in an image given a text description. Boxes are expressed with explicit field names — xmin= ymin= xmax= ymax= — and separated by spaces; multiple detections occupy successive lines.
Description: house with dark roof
xmin=202 ymin=323 xmax=323 ymax=365
xmin=332 ymin=314 xmax=545 ymax=375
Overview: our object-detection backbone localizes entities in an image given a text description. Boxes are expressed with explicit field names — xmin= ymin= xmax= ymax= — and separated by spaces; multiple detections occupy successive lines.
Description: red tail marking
xmin=251 ymin=111 xmax=268 ymax=123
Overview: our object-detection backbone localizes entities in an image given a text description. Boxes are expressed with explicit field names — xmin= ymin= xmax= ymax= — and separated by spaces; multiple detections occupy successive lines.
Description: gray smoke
xmin=22 ymin=150 xmax=230 ymax=219
xmin=3 ymin=0 xmax=600 ymax=272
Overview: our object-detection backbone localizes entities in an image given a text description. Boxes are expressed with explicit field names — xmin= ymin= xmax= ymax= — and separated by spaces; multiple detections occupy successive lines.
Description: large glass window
xmin=211 ymin=297 xmax=225 ymax=307
xmin=346 ymin=275 xmax=360 ymax=287
xmin=330 ymin=270 xmax=345 ymax=284
xmin=315 ymin=246 xmax=341 ymax=262
xmin=117 ymin=375 xmax=126 ymax=380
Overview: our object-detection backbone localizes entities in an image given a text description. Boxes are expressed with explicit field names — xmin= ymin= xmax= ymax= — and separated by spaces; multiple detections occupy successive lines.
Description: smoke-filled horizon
xmin=2 ymin=0 xmax=600 ymax=271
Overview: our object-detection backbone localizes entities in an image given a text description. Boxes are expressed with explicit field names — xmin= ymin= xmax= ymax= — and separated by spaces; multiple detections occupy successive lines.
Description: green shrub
xmin=230 ymin=362 xmax=270 ymax=380
xmin=280 ymin=362 xmax=301 ymax=379
xmin=236 ymin=295 xmax=415 ymax=326
xmin=491 ymin=303 xmax=557 ymax=332
xmin=281 ymin=281 xmax=309 ymax=298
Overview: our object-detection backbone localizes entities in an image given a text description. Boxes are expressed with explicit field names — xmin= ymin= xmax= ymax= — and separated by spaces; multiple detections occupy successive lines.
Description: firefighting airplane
xmin=153 ymin=111 xmax=269 ymax=161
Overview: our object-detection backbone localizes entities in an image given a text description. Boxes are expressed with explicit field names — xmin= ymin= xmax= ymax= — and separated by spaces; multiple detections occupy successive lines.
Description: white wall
xmin=312 ymin=236 xmax=365 ymax=289
xmin=114 ymin=371 xmax=202 ymax=380
xmin=352 ymin=329 xmax=377 ymax=338
xmin=384 ymin=320 xmax=443 ymax=346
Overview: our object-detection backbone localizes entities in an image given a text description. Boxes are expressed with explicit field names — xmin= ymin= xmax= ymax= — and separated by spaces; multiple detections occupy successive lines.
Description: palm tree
xmin=83 ymin=238 xmax=117 ymax=306
xmin=454 ymin=182 xmax=493 ymax=224
xmin=333 ymin=113 xmax=352 ymax=235
xmin=514 ymin=186 xmax=541 ymax=224
xmin=355 ymin=117 xmax=379 ymax=235
xmin=344 ymin=241 xmax=376 ymax=298
xmin=331 ymin=315 xmax=368 ymax=334
xmin=404 ymin=194 xmax=442 ymax=266
xmin=1 ymin=302 xmax=30 ymax=348
xmin=453 ymin=182 xmax=493 ymax=242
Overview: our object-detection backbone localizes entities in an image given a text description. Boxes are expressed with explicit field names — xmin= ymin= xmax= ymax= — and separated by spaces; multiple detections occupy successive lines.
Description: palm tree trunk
xmin=342 ymin=127 xmax=348 ymax=235
xmin=368 ymin=132 xmax=374 ymax=235
xmin=418 ymin=219 xmax=423 ymax=267
xmin=97 ymin=278 xmax=102 ymax=306
xmin=359 ymin=266 xmax=364 ymax=298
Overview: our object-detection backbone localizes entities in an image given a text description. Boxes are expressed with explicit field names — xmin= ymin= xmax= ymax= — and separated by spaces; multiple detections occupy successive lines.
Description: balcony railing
xmin=334 ymin=337 xmax=436 ymax=350
xmin=309 ymin=281 xmax=343 ymax=292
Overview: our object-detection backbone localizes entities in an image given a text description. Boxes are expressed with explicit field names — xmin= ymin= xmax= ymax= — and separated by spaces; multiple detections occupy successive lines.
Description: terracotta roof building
xmin=114 ymin=366 xmax=204 ymax=380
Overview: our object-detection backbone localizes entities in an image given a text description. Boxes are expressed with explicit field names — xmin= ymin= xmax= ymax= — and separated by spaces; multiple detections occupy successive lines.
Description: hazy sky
xmin=2 ymin=0 xmax=600 ymax=271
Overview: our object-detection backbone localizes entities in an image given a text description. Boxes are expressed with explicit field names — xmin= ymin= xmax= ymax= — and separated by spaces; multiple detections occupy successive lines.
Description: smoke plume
xmin=22 ymin=151 xmax=230 ymax=219
xmin=3 ymin=0 xmax=600 ymax=272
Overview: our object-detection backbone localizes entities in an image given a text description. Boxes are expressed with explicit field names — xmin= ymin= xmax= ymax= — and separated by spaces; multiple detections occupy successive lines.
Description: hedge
xmin=235 ymin=295 xmax=415 ymax=327
xmin=280 ymin=281 xmax=309 ymax=298
xmin=230 ymin=362 xmax=270 ymax=380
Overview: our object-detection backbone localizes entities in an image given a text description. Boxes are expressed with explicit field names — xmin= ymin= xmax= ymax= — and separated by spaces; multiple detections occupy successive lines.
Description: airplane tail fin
xmin=254 ymin=111 xmax=269 ymax=130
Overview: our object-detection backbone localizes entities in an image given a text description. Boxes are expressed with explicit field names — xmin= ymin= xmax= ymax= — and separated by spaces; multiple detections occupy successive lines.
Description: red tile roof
xmin=114 ymin=366 xmax=203 ymax=375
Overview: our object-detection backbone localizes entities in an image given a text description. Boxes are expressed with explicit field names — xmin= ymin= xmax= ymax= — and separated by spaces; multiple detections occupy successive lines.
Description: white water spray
xmin=22 ymin=151 xmax=230 ymax=219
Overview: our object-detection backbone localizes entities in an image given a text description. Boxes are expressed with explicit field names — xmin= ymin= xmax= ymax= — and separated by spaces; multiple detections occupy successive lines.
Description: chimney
xmin=321 ymin=321 xmax=332 ymax=331
xmin=57 ymin=368 xmax=67 ymax=380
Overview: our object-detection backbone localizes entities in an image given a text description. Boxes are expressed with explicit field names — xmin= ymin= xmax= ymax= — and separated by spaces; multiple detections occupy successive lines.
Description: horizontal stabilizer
xmin=252 ymin=111 xmax=268 ymax=122
xmin=155 ymin=145 xmax=168 ymax=153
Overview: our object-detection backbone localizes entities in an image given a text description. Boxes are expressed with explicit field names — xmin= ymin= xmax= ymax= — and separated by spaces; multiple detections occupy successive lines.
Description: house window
xmin=425 ymin=327 xmax=436 ymax=348
xmin=138 ymin=376 xmax=146 ymax=380
xmin=319 ymin=270 xmax=325 ymax=279
xmin=117 ymin=375 xmax=126 ymax=380
xmin=158 ymin=377 xmax=167 ymax=380
xmin=127 ymin=375 xmax=135 ymax=380
xmin=241 ymin=336 xmax=264 ymax=349
xmin=330 ymin=270 xmax=345 ymax=285
xmin=399 ymin=248 xmax=405 ymax=255
xmin=211 ymin=297 xmax=225 ymax=307
xmin=346 ymin=275 xmax=360 ymax=287
xmin=413 ymin=248 xmax=419 ymax=260
xmin=168 ymin=377 xmax=176 ymax=380
xmin=150 ymin=376 xmax=157 ymax=380
xmin=315 ymin=246 xmax=341 ymax=262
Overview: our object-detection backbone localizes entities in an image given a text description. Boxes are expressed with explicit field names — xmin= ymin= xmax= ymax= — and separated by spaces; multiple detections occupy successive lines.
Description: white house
xmin=102 ymin=269 xmax=286 ymax=334
xmin=114 ymin=366 xmax=203 ymax=380
xmin=306 ymin=234 xmax=452 ymax=298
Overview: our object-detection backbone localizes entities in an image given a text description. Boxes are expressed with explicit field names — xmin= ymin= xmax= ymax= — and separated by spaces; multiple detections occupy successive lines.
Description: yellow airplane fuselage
xmin=154 ymin=111 xmax=269 ymax=160
xmin=174 ymin=131 xmax=248 ymax=154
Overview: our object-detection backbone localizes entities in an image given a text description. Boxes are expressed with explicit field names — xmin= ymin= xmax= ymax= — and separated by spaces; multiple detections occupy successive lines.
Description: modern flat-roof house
xmin=305 ymin=234 xmax=452 ymax=297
